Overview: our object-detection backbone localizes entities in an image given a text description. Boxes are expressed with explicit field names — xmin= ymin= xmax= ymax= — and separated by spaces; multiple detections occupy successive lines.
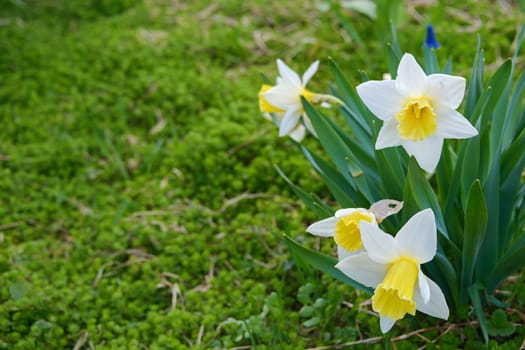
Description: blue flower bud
xmin=425 ymin=24 xmax=440 ymax=49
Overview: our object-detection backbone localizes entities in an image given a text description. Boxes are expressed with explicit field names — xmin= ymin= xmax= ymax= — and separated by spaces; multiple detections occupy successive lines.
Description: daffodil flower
xmin=259 ymin=59 xmax=341 ymax=140
xmin=307 ymin=208 xmax=377 ymax=260
xmin=356 ymin=53 xmax=478 ymax=173
xmin=258 ymin=109 xmax=306 ymax=142
xmin=336 ymin=209 xmax=449 ymax=333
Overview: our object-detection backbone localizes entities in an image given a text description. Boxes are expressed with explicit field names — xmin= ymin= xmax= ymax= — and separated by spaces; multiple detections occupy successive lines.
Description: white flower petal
xmin=334 ymin=208 xmax=359 ymax=218
xmin=302 ymin=115 xmax=318 ymax=137
xmin=337 ymin=245 xmax=353 ymax=260
xmin=426 ymin=74 xmax=466 ymax=109
xmin=401 ymin=137 xmax=444 ymax=173
xmin=360 ymin=221 xmax=397 ymax=264
xmin=279 ymin=106 xmax=301 ymax=136
xmin=264 ymin=84 xmax=300 ymax=109
xmin=414 ymin=273 xmax=449 ymax=320
xmin=335 ymin=252 xmax=387 ymax=288
xmin=436 ymin=108 xmax=479 ymax=139
xmin=375 ymin=118 xmax=402 ymax=149
xmin=394 ymin=209 xmax=436 ymax=263
xmin=276 ymin=59 xmax=302 ymax=88
xmin=306 ymin=216 xmax=338 ymax=237
xmin=288 ymin=124 xmax=306 ymax=142
xmin=396 ymin=53 xmax=428 ymax=96
xmin=356 ymin=80 xmax=403 ymax=121
xmin=418 ymin=269 xmax=431 ymax=303
xmin=302 ymin=60 xmax=319 ymax=86
xmin=380 ymin=317 xmax=397 ymax=333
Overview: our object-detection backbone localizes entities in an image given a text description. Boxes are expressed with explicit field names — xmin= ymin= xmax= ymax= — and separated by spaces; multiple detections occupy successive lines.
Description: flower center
xmin=396 ymin=97 xmax=437 ymax=141
xmin=372 ymin=257 xmax=418 ymax=320
xmin=259 ymin=85 xmax=284 ymax=113
xmin=334 ymin=211 xmax=374 ymax=252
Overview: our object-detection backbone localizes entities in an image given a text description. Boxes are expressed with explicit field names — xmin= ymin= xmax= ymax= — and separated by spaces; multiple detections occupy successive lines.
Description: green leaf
xmin=460 ymin=180 xmax=487 ymax=304
xmin=9 ymin=281 xmax=30 ymax=301
xmin=328 ymin=59 xmax=374 ymax=137
xmin=282 ymin=234 xmax=373 ymax=294
xmin=487 ymin=245 xmax=525 ymax=292
xmin=302 ymin=98 xmax=376 ymax=204
xmin=476 ymin=156 xmax=500 ymax=280
xmin=375 ymin=147 xmax=406 ymax=200
xmin=299 ymin=145 xmax=363 ymax=207
xmin=386 ymin=43 xmax=401 ymax=78
xmin=303 ymin=316 xmax=321 ymax=327
xmin=299 ymin=305 xmax=315 ymax=318
xmin=335 ymin=9 xmax=364 ymax=46
xmin=487 ymin=309 xmax=516 ymax=337
xmin=464 ymin=36 xmax=484 ymax=118
xmin=274 ymin=165 xmax=334 ymax=218
xmin=297 ymin=283 xmax=314 ymax=304
xmin=422 ymin=46 xmax=439 ymax=74
xmin=479 ymin=59 xmax=512 ymax=131
xmin=404 ymin=157 xmax=449 ymax=239
xmin=469 ymin=285 xmax=489 ymax=344
xmin=500 ymin=69 xmax=525 ymax=152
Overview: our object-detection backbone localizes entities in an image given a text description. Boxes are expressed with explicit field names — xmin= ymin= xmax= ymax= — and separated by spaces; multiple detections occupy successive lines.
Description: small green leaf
xmin=487 ymin=309 xmax=516 ymax=337
xmin=282 ymin=234 xmax=373 ymax=294
xmin=297 ymin=283 xmax=314 ymax=305
xmin=299 ymin=305 xmax=315 ymax=318
xmin=303 ymin=316 xmax=321 ymax=327
xmin=33 ymin=319 xmax=53 ymax=331
xmin=9 ymin=281 xmax=30 ymax=301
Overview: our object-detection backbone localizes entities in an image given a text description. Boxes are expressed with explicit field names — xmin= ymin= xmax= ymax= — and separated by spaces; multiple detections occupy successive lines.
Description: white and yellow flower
xmin=259 ymin=59 xmax=340 ymax=141
xmin=307 ymin=208 xmax=377 ymax=260
xmin=336 ymin=209 xmax=449 ymax=333
xmin=356 ymin=53 xmax=478 ymax=173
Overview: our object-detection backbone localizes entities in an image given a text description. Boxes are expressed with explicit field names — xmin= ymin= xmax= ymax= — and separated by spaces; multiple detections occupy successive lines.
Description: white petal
xmin=288 ymin=124 xmax=306 ymax=142
xmin=337 ymin=246 xmax=353 ymax=261
xmin=306 ymin=216 xmax=337 ymax=237
xmin=359 ymin=221 xmax=397 ymax=264
xmin=394 ymin=209 xmax=436 ymax=263
xmin=335 ymin=252 xmax=387 ymax=288
xmin=380 ymin=317 xmax=397 ymax=333
xmin=356 ymin=80 xmax=403 ymax=121
xmin=414 ymin=273 xmax=449 ymax=320
xmin=396 ymin=53 xmax=427 ymax=96
xmin=276 ymin=59 xmax=302 ymax=88
xmin=279 ymin=106 xmax=301 ymax=136
xmin=302 ymin=115 xmax=318 ymax=137
xmin=375 ymin=118 xmax=402 ymax=149
xmin=302 ymin=60 xmax=319 ymax=86
xmin=401 ymin=137 xmax=443 ymax=173
xmin=334 ymin=208 xmax=359 ymax=218
xmin=264 ymin=84 xmax=300 ymax=109
xmin=436 ymin=108 xmax=479 ymax=139
xmin=418 ymin=269 xmax=430 ymax=303
xmin=426 ymin=74 xmax=466 ymax=109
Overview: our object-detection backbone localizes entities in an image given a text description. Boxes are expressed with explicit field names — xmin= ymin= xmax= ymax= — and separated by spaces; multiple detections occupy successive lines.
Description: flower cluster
xmin=259 ymin=20 xmax=525 ymax=343
xmin=261 ymin=25 xmax=525 ymax=340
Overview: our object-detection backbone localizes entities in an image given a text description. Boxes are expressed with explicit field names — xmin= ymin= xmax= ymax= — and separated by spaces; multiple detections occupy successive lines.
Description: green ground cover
xmin=0 ymin=0 xmax=524 ymax=348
